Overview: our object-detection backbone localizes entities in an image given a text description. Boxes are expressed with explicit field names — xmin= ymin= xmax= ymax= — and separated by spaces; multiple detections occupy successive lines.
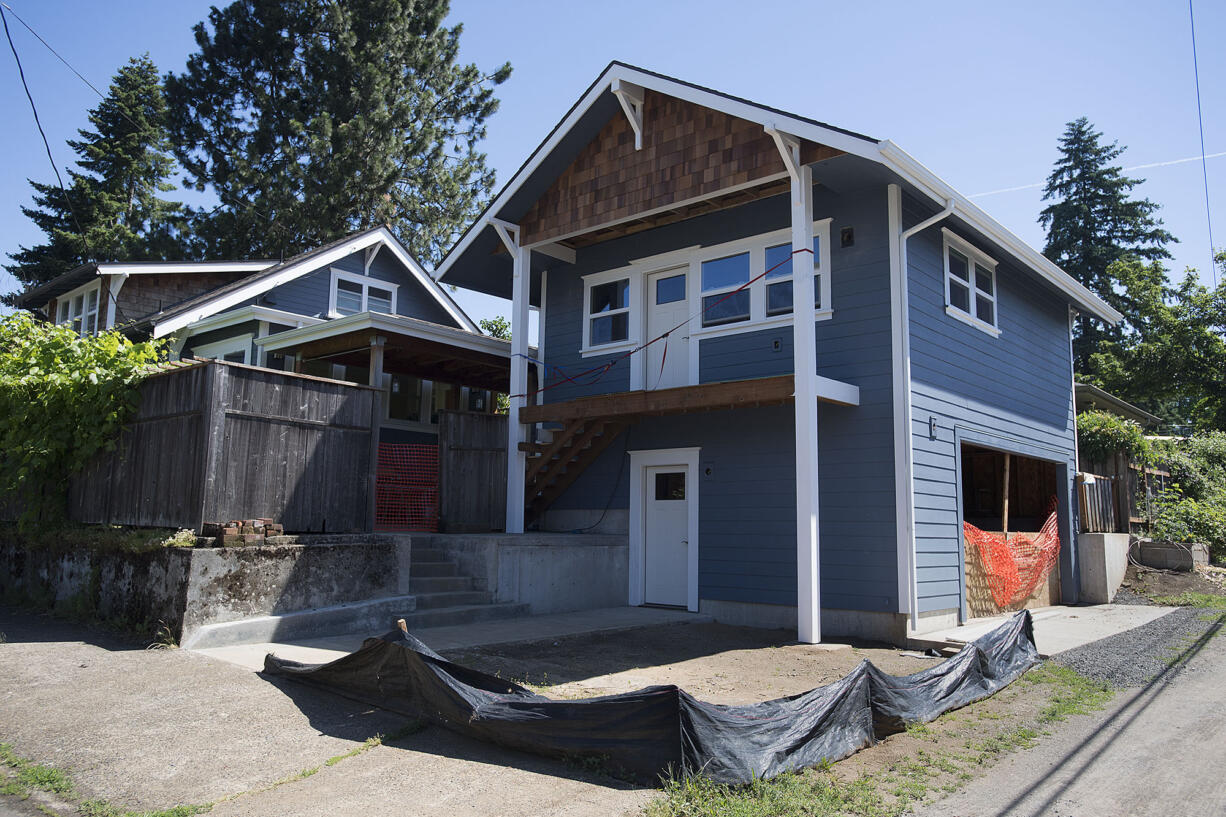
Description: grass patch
xmin=1022 ymin=663 xmax=1114 ymax=723
xmin=648 ymin=661 xmax=1117 ymax=817
xmin=0 ymin=522 xmax=199 ymax=555
xmin=1 ymin=742 xmax=74 ymax=800
xmin=649 ymin=771 xmax=915 ymax=817
xmin=1154 ymin=592 xmax=1226 ymax=610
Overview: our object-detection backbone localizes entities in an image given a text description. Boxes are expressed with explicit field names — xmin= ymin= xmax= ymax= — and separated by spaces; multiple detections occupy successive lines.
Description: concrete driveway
xmin=911 ymin=614 xmax=1226 ymax=817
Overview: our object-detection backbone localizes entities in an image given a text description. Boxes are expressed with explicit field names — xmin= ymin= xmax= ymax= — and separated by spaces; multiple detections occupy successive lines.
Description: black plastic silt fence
xmin=264 ymin=610 xmax=1039 ymax=784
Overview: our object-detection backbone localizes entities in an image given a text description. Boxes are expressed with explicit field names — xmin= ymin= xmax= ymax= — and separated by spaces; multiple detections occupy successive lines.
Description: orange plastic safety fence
xmin=963 ymin=501 xmax=1061 ymax=609
xmin=375 ymin=443 xmax=439 ymax=532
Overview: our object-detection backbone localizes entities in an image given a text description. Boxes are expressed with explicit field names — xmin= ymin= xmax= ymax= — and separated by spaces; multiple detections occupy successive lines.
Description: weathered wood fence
xmin=1077 ymin=454 xmax=1172 ymax=534
xmin=69 ymin=360 xmax=377 ymax=533
xmin=437 ymin=410 xmax=507 ymax=532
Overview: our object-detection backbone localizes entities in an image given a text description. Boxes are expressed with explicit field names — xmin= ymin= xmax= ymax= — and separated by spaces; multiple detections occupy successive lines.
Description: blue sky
xmin=1 ymin=0 xmax=1222 ymax=327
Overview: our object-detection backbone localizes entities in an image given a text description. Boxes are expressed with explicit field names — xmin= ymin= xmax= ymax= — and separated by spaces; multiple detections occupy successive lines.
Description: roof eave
xmin=877 ymin=141 xmax=1124 ymax=325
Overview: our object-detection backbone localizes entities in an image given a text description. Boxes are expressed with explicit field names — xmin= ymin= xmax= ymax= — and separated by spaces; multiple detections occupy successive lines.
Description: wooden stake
xmin=1002 ymin=452 xmax=1011 ymax=538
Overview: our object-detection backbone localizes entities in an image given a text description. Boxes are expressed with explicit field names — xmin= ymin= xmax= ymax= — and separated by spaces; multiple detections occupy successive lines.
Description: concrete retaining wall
xmin=414 ymin=533 xmax=629 ymax=615
xmin=1133 ymin=539 xmax=1209 ymax=572
xmin=1077 ymin=532 xmax=1131 ymax=603
xmin=0 ymin=535 xmax=410 ymax=643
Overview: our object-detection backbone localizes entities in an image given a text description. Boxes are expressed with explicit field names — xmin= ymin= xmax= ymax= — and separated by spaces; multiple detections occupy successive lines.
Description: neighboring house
xmin=1074 ymin=382 xmax=1161 ymax=430
xmin=434 ymin=62 xmax=1122 ymax=644
xmin=14 ymin=226 xmax=516 ymax=445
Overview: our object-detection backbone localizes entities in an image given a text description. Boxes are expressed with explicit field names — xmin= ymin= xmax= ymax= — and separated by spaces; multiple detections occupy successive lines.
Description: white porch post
xmin=769 ymin=127 xmax=821 ymax=644
xmin=493 ymin=219 xmax=531 ymax=534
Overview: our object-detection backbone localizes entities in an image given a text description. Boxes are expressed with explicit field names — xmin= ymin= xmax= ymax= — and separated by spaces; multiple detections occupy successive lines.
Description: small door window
xmin=655 ymin=274 xmax=686 ymax=305
xmin=654 ymin=472 xmax=685 ymax=500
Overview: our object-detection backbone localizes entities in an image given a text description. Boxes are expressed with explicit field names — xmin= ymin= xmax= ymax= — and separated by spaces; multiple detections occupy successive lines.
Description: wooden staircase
xmin=519 ymin=418 xmax=626 ymax=523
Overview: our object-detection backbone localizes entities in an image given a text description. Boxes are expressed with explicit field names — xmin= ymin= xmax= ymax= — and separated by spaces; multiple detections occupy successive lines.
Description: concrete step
xmin=409 ymin=548 xmax=452 ymax=563
xmin=411 ymin=560 xmax=459 ymax=577
xmin=408 ymin=575 xmax=473 ymax=593
xmin=413 ymin=590 xmax=493 ymax=610
xmin=182 ymin=594 xmax=418 ymax=651
xmin=398 ymin=602 xmax=531 ymax=631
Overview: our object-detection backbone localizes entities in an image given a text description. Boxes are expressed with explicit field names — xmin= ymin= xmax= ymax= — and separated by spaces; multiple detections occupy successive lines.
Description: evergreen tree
xmin=1092 ymin=255 xmax=1226 ymax=432
xmin=165 ymin=0 xmax=510 ymax=266
xmin=6 ymin=55 xmax=188 ymax=295
xmin=1039 ymin=117 xmax=1175 ymax=371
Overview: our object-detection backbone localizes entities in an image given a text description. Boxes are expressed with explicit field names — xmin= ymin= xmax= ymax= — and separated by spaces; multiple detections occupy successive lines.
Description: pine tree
xmin=1039 ymin=117 xmax=1175 ymax=371
xmin=6 ymin=55 xmax=189 ymax=295
xmin=164 ymin=0 xmax=510 ymax=266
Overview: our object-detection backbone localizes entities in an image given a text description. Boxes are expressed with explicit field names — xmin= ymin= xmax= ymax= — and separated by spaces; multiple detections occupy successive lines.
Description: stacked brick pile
xmin=201 ymin=519 xmax=285 ymax=546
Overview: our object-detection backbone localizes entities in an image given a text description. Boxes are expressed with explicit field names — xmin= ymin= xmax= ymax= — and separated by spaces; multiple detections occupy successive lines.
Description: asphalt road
xmin=912 ymin=612 xmax=1226 ymax=817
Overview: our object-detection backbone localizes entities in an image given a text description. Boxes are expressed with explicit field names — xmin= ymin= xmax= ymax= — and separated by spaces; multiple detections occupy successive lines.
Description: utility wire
xmin=0 ymin=1 xmax=293 ymax=255
xmin=1 ymin=3 xmax=90 ymax=257
xmin=1189 ymin=0 xmax=1217 ymax=286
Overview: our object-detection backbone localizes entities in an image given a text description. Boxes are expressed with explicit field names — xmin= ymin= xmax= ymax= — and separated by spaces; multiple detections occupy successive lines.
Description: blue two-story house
xmin=435 ymin=63 xmax=1121 ymax=643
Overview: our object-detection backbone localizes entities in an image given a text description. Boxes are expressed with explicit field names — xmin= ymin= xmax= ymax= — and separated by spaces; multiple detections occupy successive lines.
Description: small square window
xmin=654 ymin=471 xmax=685 ymax=500
xmin=585 ymin=276 xmax=631 ymax=347
xmin=655 ymin=274 xmax=685 ymax=304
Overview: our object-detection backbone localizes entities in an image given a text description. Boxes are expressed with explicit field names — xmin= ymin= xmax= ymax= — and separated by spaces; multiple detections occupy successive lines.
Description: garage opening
xmin=961 ymin=444 xmax=1061 ymax=618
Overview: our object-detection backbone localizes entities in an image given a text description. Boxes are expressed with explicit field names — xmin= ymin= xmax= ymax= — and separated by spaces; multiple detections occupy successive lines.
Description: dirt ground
xmin=1120 ymin=561 xmax=1226 ymax=598
xmin=446 ymin=622 xmax=940 ymax=704
xmin=446 ymin=621 xmax=1073 ymax=808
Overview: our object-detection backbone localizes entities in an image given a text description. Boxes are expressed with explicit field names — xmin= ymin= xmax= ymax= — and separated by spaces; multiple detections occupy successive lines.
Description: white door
xmin=644 ymin=466 xmax=689 ymax=606
xmin=645 ymin=268 xmax=689 ymax=390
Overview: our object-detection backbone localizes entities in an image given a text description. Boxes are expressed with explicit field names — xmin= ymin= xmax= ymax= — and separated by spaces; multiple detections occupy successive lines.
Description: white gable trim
xmin=152 ymin=228 xmax=476 ymax=338
xmin=432 ymin=63 xmax=1121 ymax=326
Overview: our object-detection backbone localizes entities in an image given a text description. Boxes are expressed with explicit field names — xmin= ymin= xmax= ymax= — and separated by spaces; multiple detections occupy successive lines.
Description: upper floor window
xmin=329 ymin=269 xmax=397 ymax=317
xmin=56 ymin=283 xmax=100 ymax=337
xmin=700 ymin=252 xmax=751 ymax=326
xmin=764 ymin=236 xmax=823 ymax=317
xmin=586 ymin=275 xmax=630 ymax=347
xmin=942 ymin=229 xmax=999 ymax=336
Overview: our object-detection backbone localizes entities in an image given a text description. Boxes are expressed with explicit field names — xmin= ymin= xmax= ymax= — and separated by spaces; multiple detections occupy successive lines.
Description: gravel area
xmin=1053 ymin=606 xmax=1223 ymax=687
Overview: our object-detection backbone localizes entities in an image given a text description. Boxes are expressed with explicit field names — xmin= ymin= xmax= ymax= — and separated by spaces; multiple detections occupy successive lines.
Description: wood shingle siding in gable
xmin=520 ymin=90 xmax=843 ymax=246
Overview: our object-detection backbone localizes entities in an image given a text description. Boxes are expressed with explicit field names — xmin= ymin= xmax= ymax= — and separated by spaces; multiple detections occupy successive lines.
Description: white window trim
xmin=942 ymin=228 xmax=1000 ymax=337
xmin=192 ymin=333 xmax=254 ymax=364
xmin=327 ymin=268 xmax=399 ymax=318
xmin=56 ymin=280 xmax=102 ymax=337
xmin=627 ymin=447 xmax=700 ymax=612
xmin=580 ymin=267 xmax=641 ymax=356
xmin=579 ymin=220 xmax=833 ymax=359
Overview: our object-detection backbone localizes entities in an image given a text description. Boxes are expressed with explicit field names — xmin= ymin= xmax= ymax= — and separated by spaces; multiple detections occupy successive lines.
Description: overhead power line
xmin=968 ymin=152 xmax=1226 ymax=199
xmin=1189 ymin=0 xmax=1217 ymax=286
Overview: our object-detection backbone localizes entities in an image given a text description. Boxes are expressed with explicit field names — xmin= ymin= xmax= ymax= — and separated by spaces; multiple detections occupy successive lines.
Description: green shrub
xmin=1076 ymin=410 xmax=1149 ymax=463
xmin=0 ymin=314 xmax=164 ymax=528
xmin=1150 ymin=489 xmax=1226 ymax=560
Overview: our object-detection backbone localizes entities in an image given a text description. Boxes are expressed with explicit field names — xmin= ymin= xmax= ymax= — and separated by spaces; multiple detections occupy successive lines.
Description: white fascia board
xmin=256 ymin=311 xmax=516 ymax=360
xmin=153 ymin=233 xmax=389 ymax=338
xmin=99 ymin=261 xmax=276 ymax=275
xmin=434 ymin=64 xmax=881 ymax=285
xmin=876 ymin=141 xmax=1123 ymax=325
xmin=372 ymin=227 xmax=479 ymax=332
xmin=182 ymin=305 xmax=324 ymax=337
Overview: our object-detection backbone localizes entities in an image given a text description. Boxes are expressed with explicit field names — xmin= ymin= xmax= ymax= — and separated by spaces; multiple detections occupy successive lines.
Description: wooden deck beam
xmin=517 ymin=374 xmax=858 ymax=425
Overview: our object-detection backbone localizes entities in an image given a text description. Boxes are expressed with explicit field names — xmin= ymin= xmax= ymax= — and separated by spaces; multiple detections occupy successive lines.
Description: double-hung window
xmin=329 ymin=269 xmax=397 ymax=317
xmin=700 ymin=252 xmax=751 ymax=327
xmin=586 ymin=276 xmax=631 ymax=347
xmin=56 ymin=283 xmax=100 ymax=336
xmin=942 ymin=229 xmax=998 ymax=335
xmin=764 ymin=236 xmax=823 ymax=316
